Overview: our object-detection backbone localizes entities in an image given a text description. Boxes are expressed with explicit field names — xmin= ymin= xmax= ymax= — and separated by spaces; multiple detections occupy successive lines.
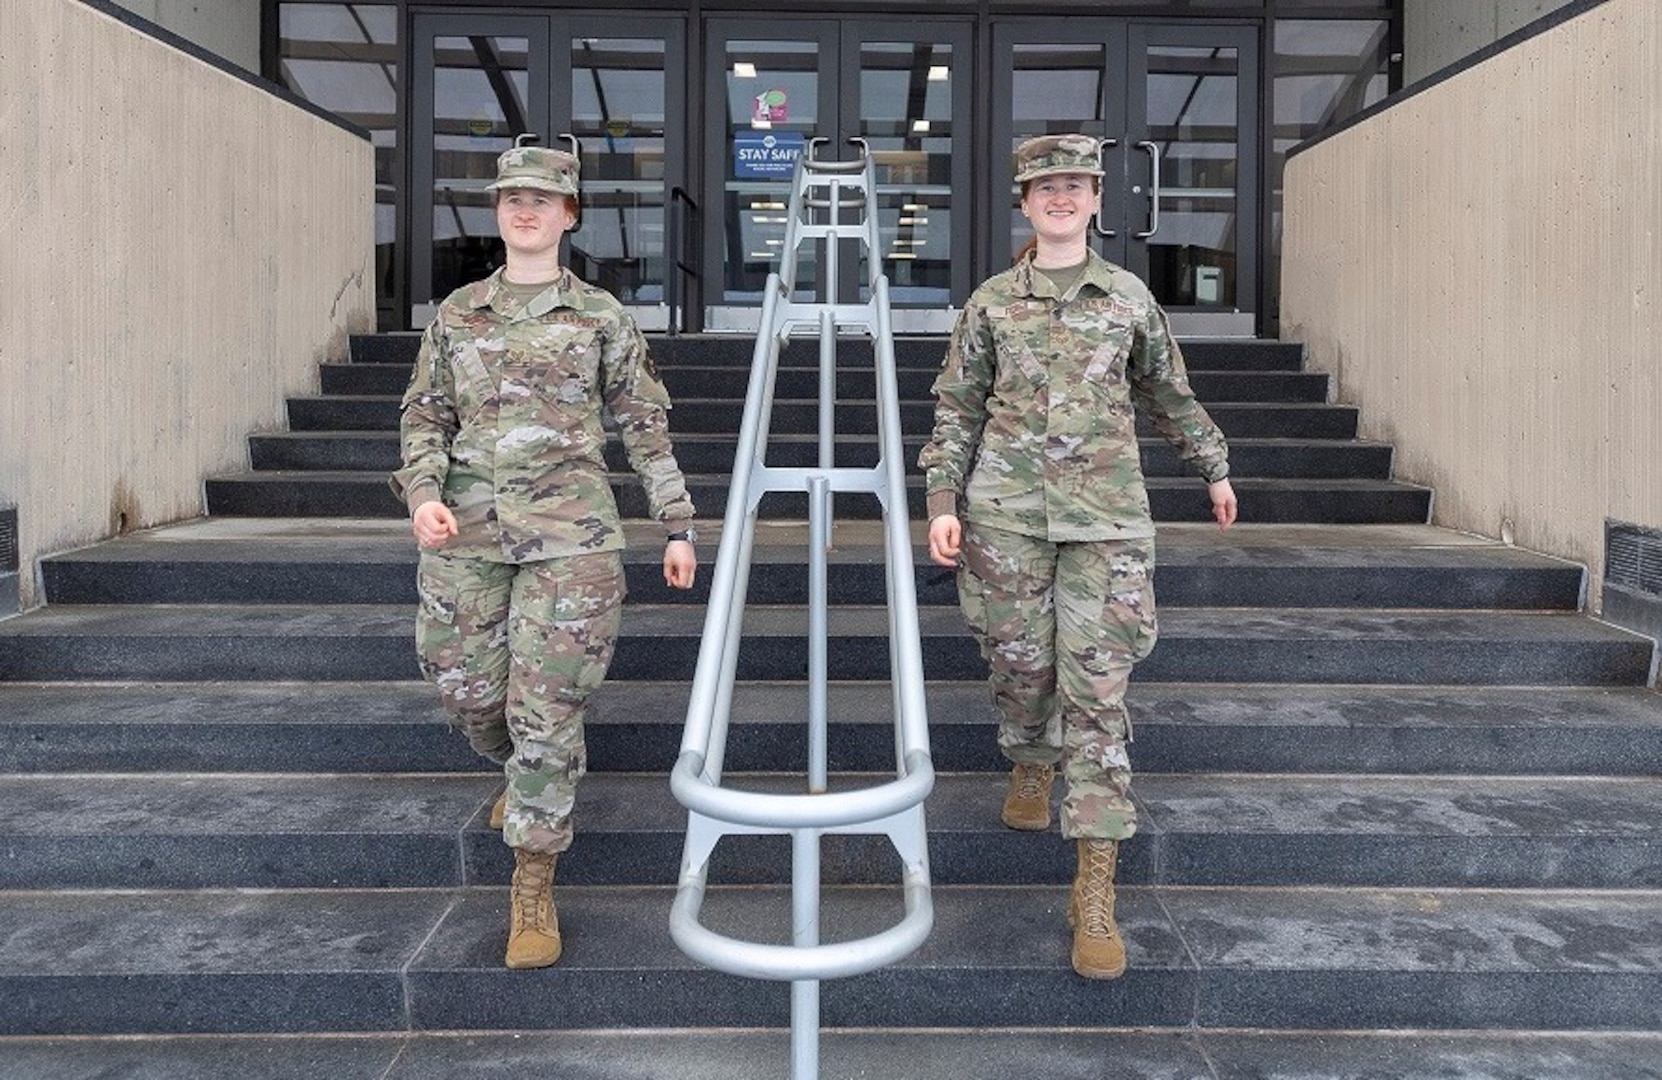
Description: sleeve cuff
xmin=926 ymin=490 xmax=958 ymax=521
xmin=404 ymin=480 xmax=442 ymax=514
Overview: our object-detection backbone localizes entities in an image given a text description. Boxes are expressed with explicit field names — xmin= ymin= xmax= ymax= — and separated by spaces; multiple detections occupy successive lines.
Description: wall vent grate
xmin=1607 ymin=521 xmax=1662 ymax=597
xmin=0 ymin=507 xmax=16 ymax=574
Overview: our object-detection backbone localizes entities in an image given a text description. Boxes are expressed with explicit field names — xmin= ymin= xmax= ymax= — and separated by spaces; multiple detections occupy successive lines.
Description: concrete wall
xmin=1404 ymin=0 xmax=1579 ymax=84
xmin=106 ymin=0 xmax=261 ymax=72
xmin=0 ymin=0 xmax=374 ymax=610
xmin=1281 ymin=0 xmax=1661 ymax=610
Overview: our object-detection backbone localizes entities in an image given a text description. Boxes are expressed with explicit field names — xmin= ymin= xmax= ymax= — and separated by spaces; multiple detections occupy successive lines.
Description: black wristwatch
xmin=666 ymin=527 xmax=698 ymax=545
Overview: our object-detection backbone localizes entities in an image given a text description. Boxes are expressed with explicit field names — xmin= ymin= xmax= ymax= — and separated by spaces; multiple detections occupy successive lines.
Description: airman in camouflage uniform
xmin=919 ymin=133 xmax=1237 ymax=980
xmin=393 ymin=137 xmax=698 ymax=969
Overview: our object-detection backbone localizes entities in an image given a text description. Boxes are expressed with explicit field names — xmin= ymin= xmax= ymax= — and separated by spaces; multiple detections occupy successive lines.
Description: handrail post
xmin=807 ymin=472 xmax=830 ymax=794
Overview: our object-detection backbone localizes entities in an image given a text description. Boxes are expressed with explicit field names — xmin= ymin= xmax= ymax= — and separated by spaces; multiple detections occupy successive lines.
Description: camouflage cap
xmin=487 ymin=142 xmax=580 ymax=195
xmin=1013 ymin=133 xmax=1105 ymax=183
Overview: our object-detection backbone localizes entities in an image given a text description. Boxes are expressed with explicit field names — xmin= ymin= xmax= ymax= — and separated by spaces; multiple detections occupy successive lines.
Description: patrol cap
xmin=1013 ymin=133 xmax=1105 ymax=183
xmin=487 ymin=135 xmax=580 ymax=195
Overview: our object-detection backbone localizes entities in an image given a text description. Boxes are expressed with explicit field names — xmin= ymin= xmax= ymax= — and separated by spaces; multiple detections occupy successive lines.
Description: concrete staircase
xmin=2 ymin=333 xmax=1661 ymax=1077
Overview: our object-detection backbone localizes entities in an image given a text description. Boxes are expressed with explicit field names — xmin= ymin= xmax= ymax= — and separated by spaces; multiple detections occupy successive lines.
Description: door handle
xmin=1092 ymin=138 xmax=1119 ymax=239
xmin=1134 ymin=140 xmax=1160 ymax=240
xmin=559 ymin=132 xmax=582 ymax=232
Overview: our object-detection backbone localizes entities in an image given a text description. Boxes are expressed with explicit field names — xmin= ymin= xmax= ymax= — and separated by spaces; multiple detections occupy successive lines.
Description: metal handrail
xmin=670 ymin=143 xmax=934 ymax=1080
xmin=666 ymin=185 xmax=701 ymax=335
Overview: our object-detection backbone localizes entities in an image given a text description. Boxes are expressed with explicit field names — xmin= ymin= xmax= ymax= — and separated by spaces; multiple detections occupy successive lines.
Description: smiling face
xmin=494 ymin=188 xmax=576 ymax=260
xmin=1020 ymin=172 xmax=1099 ymax=246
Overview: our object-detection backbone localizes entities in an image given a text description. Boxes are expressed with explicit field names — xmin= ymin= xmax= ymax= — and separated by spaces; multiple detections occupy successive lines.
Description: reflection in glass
xmin=1008 ymin=45 xmax=1108 ymax=263
xmin=722 ymin=41 xmax=820 ymax=303
xmin=277 ymin=3 xmax=398 ymax=320
xmin=1144 ymin=45 xmax=1239 ymax=307
xmin=429 ymin=35 xmax=531 ymax=299
xmin=860 ymin=42 xmax=954 ymax=305
xmin=568 ymin=38 xmax=668 ymax=304
xmin=1267 ymin=19 xmax=1390 ymax=325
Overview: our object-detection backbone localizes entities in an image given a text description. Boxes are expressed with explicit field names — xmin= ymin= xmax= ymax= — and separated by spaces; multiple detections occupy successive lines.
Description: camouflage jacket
xmin=919 ymin=250 xmax=1228 ymax=542
xmin=391 ymin=267 xmax=694 ymax=562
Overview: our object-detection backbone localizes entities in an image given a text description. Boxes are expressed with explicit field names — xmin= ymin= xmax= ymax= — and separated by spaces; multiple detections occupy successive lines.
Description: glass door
xmin=558 ymin=20 xmax=686 ymax=326
xmin=993 ymin=21 xmax=1258 ymax=334
xmin=704 ymin=19 xmax=972 ymax=332
xmin=410 ymin=14 xmax=548 ymax=322
xmin=409 ymin=14 xmax=684 ymax=328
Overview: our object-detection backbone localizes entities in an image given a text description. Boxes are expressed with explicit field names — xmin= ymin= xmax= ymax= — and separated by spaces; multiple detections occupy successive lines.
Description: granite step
xmin=202 ymin=471 xmax=1431 ymax=524
xmin=319 ymin=361 xmax=1330 ymax=404
xmin=6 ymin=771 xmax=1661 ymax=891
xmin=4 ymin=1028 xmax=1660 ymax=1080
xmin=249 ymin=429 xmax=1393 ymax=479
xmin=283 ymin=396 xmax=1362 ymax=441
xmin=38 ymin=521 xmax=1579 ymax=610
xmin=4 ymin=682 xmax=1661 ymax=778
xmin=347 ymin=333 xmax=1308 ymax=373
xmin=4 ymin=884 xmax=1659 ymax=1035
xmin=0 ymin=605 xmax=1648 ymax=685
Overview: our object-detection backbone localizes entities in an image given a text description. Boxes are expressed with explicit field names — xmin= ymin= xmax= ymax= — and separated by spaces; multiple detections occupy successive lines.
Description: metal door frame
xmin=409 ymin=12 xmax=550 ymax=324
xmin=704 ymin=18 xmax=972 ymax=334
xmin=408 ymin=12 xmax=687 ymax=328
xmin=1128 ymin=22 xmax=1259 ymax=334
xmin=991 ymin=18 xmax=1260 ymax=336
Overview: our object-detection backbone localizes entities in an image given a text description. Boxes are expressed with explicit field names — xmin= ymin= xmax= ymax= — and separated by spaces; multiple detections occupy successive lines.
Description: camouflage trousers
xmin=958 ymin=521 xmax=1157 ymax=840
xmin=416 ymin=549 xmax=626 ymax=854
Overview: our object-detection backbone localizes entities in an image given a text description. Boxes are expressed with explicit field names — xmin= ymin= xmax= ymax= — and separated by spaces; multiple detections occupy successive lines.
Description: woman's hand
xmin=928 ymin=513 xmax=963 ymax=567
xmin=412 ymin=499 xmax=459 ymax=549
xmin=664 ymin=540 xmax=698 ymax=589
xmin=1208 ymin=478 xmax=1238 ymax=531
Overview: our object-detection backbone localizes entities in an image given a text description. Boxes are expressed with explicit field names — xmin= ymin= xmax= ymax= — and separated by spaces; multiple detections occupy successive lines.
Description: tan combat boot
xmin=488 ymin=789 xmax=507 ymax=830
xmin=505 ymin=849 xmax=562 ymax=969
xmin=1000 ymin=763 xmax=1054 ymax=831
xmin=1068 ymin=838 xmax=1127 ymax=979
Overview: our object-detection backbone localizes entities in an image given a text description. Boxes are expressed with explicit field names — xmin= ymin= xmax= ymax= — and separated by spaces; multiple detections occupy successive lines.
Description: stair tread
xmin=5 ymin=771 xmax=1660 ymax=840
xmin=0 ymin=603 xmax=1641 ymax=642
xmin=6 ymin=884 xmax=1661 ymax=977
xmin=3 ymin=1029 xmax=1659 ymax=1080
xmin=5 ymin=679 xmax=1659 ymax=731
xmin=42 ymin=519 xmax=1572 ymax=572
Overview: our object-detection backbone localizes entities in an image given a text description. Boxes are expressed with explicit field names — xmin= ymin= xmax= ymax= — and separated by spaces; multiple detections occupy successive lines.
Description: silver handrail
xmin=670 ymin=142 xmax=934 ymax=1080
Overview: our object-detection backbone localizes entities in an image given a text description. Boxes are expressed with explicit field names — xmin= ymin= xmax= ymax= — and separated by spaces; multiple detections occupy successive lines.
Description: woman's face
xmin=1021 ymin=172 xmax=1098 ymax=245
xmin=495 ymin=188 xmax=575 ymax=259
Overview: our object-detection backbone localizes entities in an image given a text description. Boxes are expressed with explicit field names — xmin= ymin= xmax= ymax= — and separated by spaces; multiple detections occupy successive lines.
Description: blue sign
xmin=733 ymin=131 xmax=805 ymax=179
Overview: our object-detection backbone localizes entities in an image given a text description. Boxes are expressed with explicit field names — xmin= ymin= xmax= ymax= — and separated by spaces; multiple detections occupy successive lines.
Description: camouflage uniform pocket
xmin=416 ymin=555 xmax=460 ymax=626
xmin=1100 ymin=539 xmax=1158 ymax=664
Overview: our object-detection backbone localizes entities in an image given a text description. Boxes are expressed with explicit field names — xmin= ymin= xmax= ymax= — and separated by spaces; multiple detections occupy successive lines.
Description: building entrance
xmin=994 ymin=20 xmax=1260 ymax=334
xmin=703 ymin=19 xmax=973 ymax=334
xmin=400 ymin=11 xmax=1260 ymax=334
xmin=408 ymin=12 xmax=686 ymax=327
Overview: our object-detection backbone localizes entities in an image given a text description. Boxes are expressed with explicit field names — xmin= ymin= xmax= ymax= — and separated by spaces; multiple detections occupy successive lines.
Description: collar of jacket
xmin=1011 ymin=248 xmax=1119 ymax=302
xmin=464 ymin=266 xmax=578 ymax=320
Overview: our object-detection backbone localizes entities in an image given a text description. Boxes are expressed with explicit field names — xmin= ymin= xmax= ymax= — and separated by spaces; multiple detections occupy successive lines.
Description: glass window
xmin=568 ymin=38 xmax=670 ymax=304
xmin=428 ymin=35 xmax=531 ymax=298
xmin=1268 ymin=18 xmax=1391 ymax=327
xmin=1145 ymin=45 xmax=1241 ymax=308
xmin=276 ymin=4 xmax=398 ymax=324
xmin=859 ymin=41 xmax=956 ymax=305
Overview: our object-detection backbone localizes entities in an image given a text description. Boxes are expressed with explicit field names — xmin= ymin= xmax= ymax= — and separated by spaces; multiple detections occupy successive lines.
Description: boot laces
xmin=1014 ymin=763 xmax=1051 ymax=801
xmin=514 ymin=854 xmax=556 ymax=928
xmin=1078 ymin=845 xmax=1117 ymax=938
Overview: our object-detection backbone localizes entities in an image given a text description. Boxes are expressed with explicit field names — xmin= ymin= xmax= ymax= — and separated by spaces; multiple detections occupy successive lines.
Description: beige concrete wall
xmin=0 ymin=0 xmax=373 ymax=609
xmin=1404 ymin=0 xmax=1579 ymax=84
xmin=1282 ymin=0 xmax=1661 ymax=609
